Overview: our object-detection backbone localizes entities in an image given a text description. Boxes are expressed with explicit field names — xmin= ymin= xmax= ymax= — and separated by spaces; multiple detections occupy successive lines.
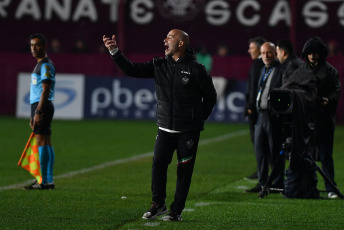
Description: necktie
xmin=256 ymin=67 xmax=274 ymax=110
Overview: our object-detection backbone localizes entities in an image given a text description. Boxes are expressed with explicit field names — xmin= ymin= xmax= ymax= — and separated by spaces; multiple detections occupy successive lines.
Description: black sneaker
xmin=142 ymin=203 xmax=167 ymax=220
xmin=245 ymin=184 xmax=262 ymax=193
xmin=24 ymin=181 xmax=55 ymax=190
xmin=161 ymin=210 xmax=182 ymax=222
xmin=47 ymin=182 xmax=55 ymax=189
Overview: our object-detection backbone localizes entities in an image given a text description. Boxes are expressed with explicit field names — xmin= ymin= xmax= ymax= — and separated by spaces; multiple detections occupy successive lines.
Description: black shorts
xmin=31 ymin=101 xmax=54 ymax=135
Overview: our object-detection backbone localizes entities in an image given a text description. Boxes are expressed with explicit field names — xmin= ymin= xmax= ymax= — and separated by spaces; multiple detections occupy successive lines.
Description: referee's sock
xmin=39 ymin=145 xmax=50 ymax=185
xmin=47 ymin=146 xmax=55 ymax=183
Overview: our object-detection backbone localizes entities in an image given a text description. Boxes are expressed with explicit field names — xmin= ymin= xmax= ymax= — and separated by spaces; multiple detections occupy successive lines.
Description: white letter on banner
xmin=131 ymin=0 xmax=154 ymax=24
xmin=205 ymin=0 xmax=230 ymax=26
xmin=338 ymin=2 xmax=344 ymax=27
xmin=73 ymin=0 xmax=97 ymax=22
xmin=215 ymin=95 xmax=225 ymax=112
xmin=91 ymin=88 xmax=111 ymax=115
xmin=15 ymin=0 xmax=41 ymax=20
xmin=101 ymin=0 xmax=120 ymax=23
xmin=135 ymin=89 xmax=154 ymax=110
xmin=213 ymin=95 xmax=225 ymax=121
xmin=303 ymin=1 xmax=328 ymax=28
xmin=227 ymin=92 xmax=245 ymax=113
xmin=46 ymin=0 xmax=71 ymax=21
xmin=269 ymin=0 xmax=291 ymax=26
xmin=113 ymin=80 xmax=133 ymax=109
xmin=0 ymin=0 xmax=10 ymax=17
xmin=236 ymin=0 xmax=260 ymax=26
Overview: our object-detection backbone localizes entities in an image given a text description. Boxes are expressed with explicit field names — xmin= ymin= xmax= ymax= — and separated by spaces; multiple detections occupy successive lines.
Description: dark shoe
xmin=244 ymin=171 xmax=258 ymax=180
xmin=47 ymin=182 xmax=55 ymax=189
xmin=142 ymin=202 xmax=167 ymax=220
xmin=245 ymin=184 xmax=262 ymax=193
xmin=161 ymin=210 xmax=182 ymax=222
xmin=24 ymin=181 xmax=55 ymax=190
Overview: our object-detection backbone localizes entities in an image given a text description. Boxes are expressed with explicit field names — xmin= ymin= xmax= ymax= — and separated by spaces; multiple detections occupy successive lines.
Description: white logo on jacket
xmin=182 ymin=77 xmax=189 ymax=85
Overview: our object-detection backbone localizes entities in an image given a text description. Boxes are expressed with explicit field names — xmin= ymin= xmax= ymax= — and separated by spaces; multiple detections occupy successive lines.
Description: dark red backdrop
xmin=1 ymin=0 xmax=344 ymax=122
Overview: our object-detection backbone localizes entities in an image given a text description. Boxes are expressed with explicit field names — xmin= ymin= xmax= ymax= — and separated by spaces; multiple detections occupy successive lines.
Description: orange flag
xmin=18 ymin=133 xmax=42 ymax=184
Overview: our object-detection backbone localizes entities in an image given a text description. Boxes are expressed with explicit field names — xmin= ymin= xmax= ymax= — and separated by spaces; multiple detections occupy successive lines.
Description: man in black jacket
xmin=103 ymin=29 xmax=217 ymax=221
xmin=276 ymin=39 xmax=303 ymax=84
xmin=299 ymin=36 xmax=341 ymax=198
xmin=244 ymin=36 xmax=266 ymax=180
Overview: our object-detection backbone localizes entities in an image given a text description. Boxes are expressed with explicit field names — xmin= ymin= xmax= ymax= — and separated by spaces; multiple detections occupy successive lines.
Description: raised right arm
xmin=103 ymin=35 xmax=154 ymax=78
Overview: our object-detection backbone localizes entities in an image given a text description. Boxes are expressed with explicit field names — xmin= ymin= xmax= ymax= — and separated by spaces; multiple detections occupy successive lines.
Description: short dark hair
xmin=277 ymin=39 xmax=296 ymax=57
xmin=249 ymin=36 xmax=267 ymax=49
xmin=29 ymin=33 xmax=47 ymax=45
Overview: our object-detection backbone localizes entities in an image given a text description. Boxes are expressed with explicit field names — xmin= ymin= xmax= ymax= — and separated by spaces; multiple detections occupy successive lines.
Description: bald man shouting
xmin=103 ymin=29 xmax=217 ymax=221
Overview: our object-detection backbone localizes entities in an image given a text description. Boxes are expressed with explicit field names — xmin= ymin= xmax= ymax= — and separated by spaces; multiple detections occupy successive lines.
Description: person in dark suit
xmin=244 ymin=36 xmax=266 ymax=180
xmin=246 ymin=42 xmax=284 ymax=192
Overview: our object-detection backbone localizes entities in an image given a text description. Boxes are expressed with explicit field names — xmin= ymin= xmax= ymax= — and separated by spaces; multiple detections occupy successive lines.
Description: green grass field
xmin=1 ymin=116 xmax=344 ymax=229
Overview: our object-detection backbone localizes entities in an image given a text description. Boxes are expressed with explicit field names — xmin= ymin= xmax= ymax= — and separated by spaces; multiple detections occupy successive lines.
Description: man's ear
xmin=178 ymin=41 xmax=184 ymax=48
xmin=283 ymin=50 xmax=287 ymax=57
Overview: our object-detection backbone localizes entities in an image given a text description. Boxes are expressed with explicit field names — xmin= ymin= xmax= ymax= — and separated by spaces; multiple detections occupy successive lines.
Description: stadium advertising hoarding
xmin=82 ymin=75 xmax=246 ymax=122
xmin=1 ymin=0 xmax=344 ymax=54
xmin=16 ymin=74 xmax=246 ymax=122
xmin=84 ymin=77 xmax=157 ymax=120
xmin=16 ymin=73 xmax=85 ymax=119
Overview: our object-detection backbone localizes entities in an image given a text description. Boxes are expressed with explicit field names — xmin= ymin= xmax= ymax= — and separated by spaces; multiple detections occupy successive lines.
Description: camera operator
xmin=246 ymin=42 xmax=284 ymax=193
xmin=299 ymin=36 xmax=341 ymax=199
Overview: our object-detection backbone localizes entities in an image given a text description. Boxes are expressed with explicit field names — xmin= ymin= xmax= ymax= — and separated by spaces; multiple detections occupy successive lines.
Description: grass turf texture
xmin=0 ymin=116 xmax=344 ymax=229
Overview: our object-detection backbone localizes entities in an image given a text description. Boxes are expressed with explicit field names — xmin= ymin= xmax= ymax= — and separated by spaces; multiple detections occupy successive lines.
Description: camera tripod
xmin=258 ymin=136 xmax=344 ymax=199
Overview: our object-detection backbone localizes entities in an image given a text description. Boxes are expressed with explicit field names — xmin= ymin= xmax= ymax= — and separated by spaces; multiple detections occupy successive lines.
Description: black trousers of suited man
xmin=254 ymin=111 xmax=284 ymax=188
xmin=151 ymin=129 xmax=200 ymax=214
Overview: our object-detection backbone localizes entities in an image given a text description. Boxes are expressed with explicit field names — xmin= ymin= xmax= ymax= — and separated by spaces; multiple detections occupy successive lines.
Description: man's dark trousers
xmin=152 ymin=129 xmax=200 ymax=213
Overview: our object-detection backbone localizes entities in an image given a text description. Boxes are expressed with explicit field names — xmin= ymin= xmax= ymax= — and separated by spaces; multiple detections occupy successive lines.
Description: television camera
xmin=258 ymin=88 xmax=343 ymax=199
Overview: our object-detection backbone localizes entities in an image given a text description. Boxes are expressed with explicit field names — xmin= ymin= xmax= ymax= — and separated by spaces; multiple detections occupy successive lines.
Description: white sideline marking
xmin=144 ymin=222 xmax=160 ymax=227
xmin=0 ymin=129 xmax=248 ymax=191
xmin=183 ymin=208 xmax=195 ymax=212
xmin=237 ymin=185 xmax=249 ymax=190
xmin=199 ymin=129 xmax=248 ymax=146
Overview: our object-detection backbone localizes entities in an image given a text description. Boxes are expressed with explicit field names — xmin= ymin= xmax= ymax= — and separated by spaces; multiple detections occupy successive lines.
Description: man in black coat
xmin=244 ymin=36 xmax=266 ymax=180
xmin=103 ymin=29 xmax=217 ymax=220
xmin=299 ymin=36 xmax=341 ymax=198
xmin=276 ymin=39 xmax=304 ymax=84
xmin=246 ymin=42 xmax=284 ymax=193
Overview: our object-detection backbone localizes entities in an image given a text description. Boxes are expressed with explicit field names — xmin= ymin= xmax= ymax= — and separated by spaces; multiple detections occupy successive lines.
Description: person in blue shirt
xmin=24 ymin=33 xmax=56 ymax=190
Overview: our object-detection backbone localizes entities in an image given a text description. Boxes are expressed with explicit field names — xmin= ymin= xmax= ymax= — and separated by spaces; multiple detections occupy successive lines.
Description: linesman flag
xmin=18 ymin=133 xmax=42 ymax=184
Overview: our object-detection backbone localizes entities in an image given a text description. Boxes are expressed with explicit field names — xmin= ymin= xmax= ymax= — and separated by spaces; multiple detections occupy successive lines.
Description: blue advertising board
xmin=84 ymin=77 xmax=157 ymax=120
xmin=83 ymin=76 xmax=247 ymax=122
